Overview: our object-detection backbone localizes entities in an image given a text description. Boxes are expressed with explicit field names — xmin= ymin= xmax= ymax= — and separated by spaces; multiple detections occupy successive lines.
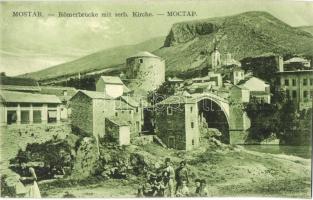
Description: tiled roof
xmin=128 ymin=51 xmax=159 ymax=59
xmin=120 ymin=96 xmax=139 ymax=107
xmin=98 ymin=76 xmax=123 ymax=85
xmin=0 ymin=76 xmax=40 ymax=91
xmin=115 ymin=100 xmax=133 ymax=110
xmin=39 ymin=86 xmax=77 ymax=98
xmin=0 ymin=85 xmax=41 ymax=92
xmin=0 ymin=90 xmax=61 ymax=104
xmin=106 ymin=117 xmax=129 ymax=126
xmin=284 ymin=57 xmax=309 ymax=63
xmin=0 ymin=76 xmax=38 ymax=86
xmin=76 ymin=90 xmax=112 ymax=100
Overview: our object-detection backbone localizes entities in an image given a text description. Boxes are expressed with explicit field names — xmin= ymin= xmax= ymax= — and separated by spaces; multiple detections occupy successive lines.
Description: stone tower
xmin=125 ymin=51 xmax=165 ymax=92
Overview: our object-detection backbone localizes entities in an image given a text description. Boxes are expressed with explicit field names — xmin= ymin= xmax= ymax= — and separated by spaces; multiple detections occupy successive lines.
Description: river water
xmin=242 ymin=145 xmax=312 ymax=159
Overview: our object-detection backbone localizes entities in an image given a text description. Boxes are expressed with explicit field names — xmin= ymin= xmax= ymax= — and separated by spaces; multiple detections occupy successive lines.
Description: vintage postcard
xmin=0 ymin=0 xmax=312 ymax=198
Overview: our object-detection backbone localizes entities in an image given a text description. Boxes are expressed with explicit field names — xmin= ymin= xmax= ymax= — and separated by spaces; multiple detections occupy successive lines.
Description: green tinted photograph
xmin=0 ymin=0 xmax=312 ymax=198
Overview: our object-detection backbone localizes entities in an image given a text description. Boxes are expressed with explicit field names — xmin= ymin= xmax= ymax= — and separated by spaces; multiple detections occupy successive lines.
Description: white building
xmin=0 ymin=90 xmax=61 ymax=126
xmin=237 ymin=77 xmax=271 ymax=104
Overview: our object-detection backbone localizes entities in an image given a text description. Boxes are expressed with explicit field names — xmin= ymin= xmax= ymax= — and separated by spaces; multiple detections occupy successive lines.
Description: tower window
xmin=190 ymin=106 xmax=193 ymax=113
xmin=191 ymin=122 xmax=194 ymax=128
xmin=167 ymin=107 xmax=173 ymax=115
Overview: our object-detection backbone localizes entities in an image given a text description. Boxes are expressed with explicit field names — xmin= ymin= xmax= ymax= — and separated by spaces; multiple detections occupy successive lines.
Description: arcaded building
xmin=125 ymin=51 xmax=165 ymax=92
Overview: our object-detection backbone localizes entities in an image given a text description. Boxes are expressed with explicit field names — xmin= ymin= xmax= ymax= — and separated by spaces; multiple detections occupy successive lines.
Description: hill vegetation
xmin=21 ymin=11 xmax=313 ymax=82
xmin=21 ymin=37 xmax=165 ymax=80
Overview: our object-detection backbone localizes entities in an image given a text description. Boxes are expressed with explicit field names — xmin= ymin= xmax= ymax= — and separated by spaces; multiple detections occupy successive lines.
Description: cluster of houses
xmin=1 ymin=48 xmax=312 ymax=150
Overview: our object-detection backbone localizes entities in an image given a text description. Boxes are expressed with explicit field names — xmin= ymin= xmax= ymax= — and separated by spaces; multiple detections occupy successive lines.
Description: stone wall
xmin=229 ymin=103 xmax=250 ymax=144
xmin=104 ymin=118 xmax=120 ymax=143
xmin=70 ymin=93 xmax=93 ymax=136
xmin=0 ymin=123 xmax=71 ymax=174
xmin=185 ymin=103 xmax=200 ymax=150
xmin=155 ymin=104 xmax=186 ymax=150
xmin=71 ymin=137 xmax=99 ymax=179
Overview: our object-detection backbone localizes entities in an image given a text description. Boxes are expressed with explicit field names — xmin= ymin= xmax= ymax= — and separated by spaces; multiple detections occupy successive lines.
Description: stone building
xmin=105 ymin=117 xmax=130 ymax=146
xmin=96 ymin=76 xmax=143 ymax=135
xmin=155 ymin=95 xmax=200 ymax=150
xmin=230 ymin=67 xmax=245 ymax=85
xmin=230 ymin=85 xmax=250 ymax=103
xmin=276 ymin=70 xmax=313 ymax=110
xmin=237 ymin=76 xmax=271 ymax=104
xmin=0 ymin=90 xmax=61 ymax=126
xmin=125 ymin=51 xmax=165 ymax=92
xmin=70 ymin=90 xmax=114 ymax=138
xmin=284 ymin=57 xmax=311 ymax=69
xmin=114 ymin=96 xmax=142 ymax=136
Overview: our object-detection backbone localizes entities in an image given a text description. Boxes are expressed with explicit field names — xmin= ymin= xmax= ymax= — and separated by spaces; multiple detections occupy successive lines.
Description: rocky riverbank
xmin=37 ymin=143 xmax=311 ymax=198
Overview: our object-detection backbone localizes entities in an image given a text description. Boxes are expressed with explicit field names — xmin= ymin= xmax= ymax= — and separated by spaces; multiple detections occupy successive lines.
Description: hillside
xmin=22 ymin=11 xmax=313 ymax=81
xmin=154 ymin=11 xmax=313 ymax=75
xmin=298 ymin=25 xmax=313 ymax=36
xmin=21 ymin=36 xmax=165 ymax=80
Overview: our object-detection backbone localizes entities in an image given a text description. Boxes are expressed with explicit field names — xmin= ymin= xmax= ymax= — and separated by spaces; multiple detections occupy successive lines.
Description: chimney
xmin=276 ymin=55 xmax=284 ymax=72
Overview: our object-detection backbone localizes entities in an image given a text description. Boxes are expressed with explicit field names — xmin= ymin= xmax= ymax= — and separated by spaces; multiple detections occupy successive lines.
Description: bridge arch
xmin=192 ymin=93 xmax=231 ymax=143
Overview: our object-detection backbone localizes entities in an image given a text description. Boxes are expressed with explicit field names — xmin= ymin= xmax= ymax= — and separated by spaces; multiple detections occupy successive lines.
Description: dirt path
xmin=39 ymin=146 xmax=311 ymax=198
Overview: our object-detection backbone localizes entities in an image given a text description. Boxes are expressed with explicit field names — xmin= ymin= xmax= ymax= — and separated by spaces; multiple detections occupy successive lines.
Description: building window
xmin=20 ymin=103 xmax=30 ymax=107
xmin=284 ymin=79 xmax=289 ymax=86
xmin=192 ymin=139 xmax=195 ymax=145
xmin=121 ymin=110 xmax=125 ymax=114
xmin=33 ymin=111 xmax=42 ymax=123
xmin=190 ymin=106 xmax=193 ymax=113
xmin=191 ymin=122 xmax=194 ymax=128
xmin=292 ymin=90 xmax=297 ymax=98
xmin=139 ymin=58 xmax=143 ymax=64
xmin=48 ymin=111 xmax=57 ymax=123
xmin=32 ymin=103 xmax=43 ymax=107
xmin=48 ymin=104 xmax=57 ymax=108
xmin=286 ymin=89 xmax=290 ymax=98
xmin=6 ymin=103 xmax=18 ymax=107
xmin=7 ymin=111 xmax=17 ymax=124
xmin=167 ymin=107 xmax=173 ymax=115
xmin=310 ymin=91 xmax=313 ymax=98
xmin=63 ymin=90 xmax=68 ymax=96
xmin=292 ymin=79 xmax=296 ymax=86
xmin=115 ymin=112 xmax=118 ymax=117
xmin=303 ymin=78 xmax=308 ymax=86
xmin=303 ymin=91 xmax=308 ymax=99
xmin=136 ymin=107 xmax=139 ymax=113
xmin=129 ymin=110 xmax=132 ymax=114
xmin=21 ymin=111 xmax=30 ymax=124
xmin=310 ymin=79 xmax=313 ymax=86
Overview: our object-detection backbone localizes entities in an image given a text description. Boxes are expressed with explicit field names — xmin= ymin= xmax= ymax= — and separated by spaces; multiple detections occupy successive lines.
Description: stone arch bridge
xmin=189 ymin=92 xmax=250 ymax=144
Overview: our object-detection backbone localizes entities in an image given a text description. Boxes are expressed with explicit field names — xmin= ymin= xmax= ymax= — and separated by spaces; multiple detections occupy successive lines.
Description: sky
xmin=1 ymin=0 xmax=313 ymax=76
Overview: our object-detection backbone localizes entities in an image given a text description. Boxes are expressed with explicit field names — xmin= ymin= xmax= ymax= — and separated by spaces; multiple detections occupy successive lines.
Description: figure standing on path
xmin=18 ymin=159 xmax=41 ymax=198
xmin=176 ymin=180 xmax=190 ymax=197
xmin=163 ymin=158 xmax=175 ymax=197
xmin=175 ymin=160 xmax=189 ymax=194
